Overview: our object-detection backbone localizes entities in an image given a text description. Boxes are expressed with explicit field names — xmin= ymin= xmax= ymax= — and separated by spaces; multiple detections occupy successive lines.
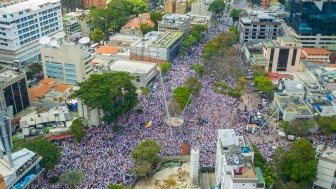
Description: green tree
xmin=254 ymin=76 xmax=274 ymax=94
xmin=60 ymin=170 xmax=84 ymax=189
xmin=131 ymin=140 xmax=160 ymax=176
xmin=91 ymin=28 xmax=104 ymax=43
xmin=280 ymin=138 xmax=317 ymax=187
xmin=230 ymin=9 xmax=244 ymax=21
xmin=150 ymin=11 xmax=163 ymax=30
xmin=73 ymin=72 xmax=138 ymax=123
xmin=129 ymin=0 xmax=148 ymax=16
xmin=108 ymin=184 xmax=125 ymax=189
xmin=316 ymin=116 xmax=336 ymax=136
xmin=70 ymin=118 xmax=85 ymax=141
xmin=160 ymin=61 xmax=171 ymax=74
xmin=191 ymin=64 xmax=204 ymax=76
xmin=173 ymin=86 xmax=192 ymax=109
xmin=184 ymin=77 xmax=203 ymax=95
xmin=15 ymin=138 xmax=61 ymax=170
xmin=139 ymin=23 xmax=153 ymax=38
xmin=252 ymin=65 xmax=267 ymax=77
xmin=280 ymin=119 xmax=314 ymax=137
xmin=208 ymin=0 xmax=226 ymax=18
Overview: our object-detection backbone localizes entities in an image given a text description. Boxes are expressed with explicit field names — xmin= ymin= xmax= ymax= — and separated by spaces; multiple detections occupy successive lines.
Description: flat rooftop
xmin=274 ymin=94 xmax=313 ymax=116
xmin=131 ymin=31 xmax=183 ymax=48
xmin=0 ymin=0 xmax=59 ymax=14
xmin=109 ymin=60 xmax=156 ymax=74
xmin=317 ymin=145 xmax=336 ymax=162
xmin=0 ymin=69 xmax=24 ymax=85
xmin=160 ymin=14 xmax=190 ymax=26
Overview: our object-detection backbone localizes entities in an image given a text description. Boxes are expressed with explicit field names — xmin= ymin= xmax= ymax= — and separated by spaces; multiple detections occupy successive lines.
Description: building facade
xmin=0 ymin=68 xmax=30 ymax=115
xmin=0 ymin=0 xmax=63 ymax=64
xmin=191 ymin=0 xmax=213 ymax=18
xmin=41 ymin=39 xmax=94 ymax=84
xmin=239 ymin=11 xmax=281 ymax=44
xmin=63 ymin=10 xmax=91 ymax=41
xmin=301 ymin=48 xmax=331 ymax=63
xmin=158 ymin=14 xmax=191 ymax=35
xmin=263 ymin=37 xmax=302 ymax=72
xmin=215 ymin=129 xmax=265 ymax=189
xmin=283 ymin=0 xmax=336 ymax=48
xmin=120 ymin=13 xmax=154 ymax=37
xmin=60 ymin=0 xmax=83 ymax=14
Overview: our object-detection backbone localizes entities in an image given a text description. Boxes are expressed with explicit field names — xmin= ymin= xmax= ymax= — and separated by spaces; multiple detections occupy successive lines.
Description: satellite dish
xmin=39 ymin=36 xmax=51 ymax=45
xmin=49 ymin=40 xmax=58 ymax=47
xmin=78 ymin=37 xmax=90 ymax=44
xmin=54 ymin=31 xmax=65 ymax=39
xmin=296 ymin=84 xmax=303 ymax=90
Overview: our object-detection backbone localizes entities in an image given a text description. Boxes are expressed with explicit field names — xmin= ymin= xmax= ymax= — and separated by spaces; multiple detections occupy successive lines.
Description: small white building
xmin=215 ymin=129 xmax=265 ymax=189
xmin=109 ymin=60 xmax=158 ymax=88
xmin=314 ymin=145 xmax=336 ymax=189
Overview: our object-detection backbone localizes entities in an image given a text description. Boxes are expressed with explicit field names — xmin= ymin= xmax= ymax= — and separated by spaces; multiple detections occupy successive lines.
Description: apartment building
xmin=215 ymin=129 xmax=265 ymax=189
xmin=191 ymin=0 xmax=213 ymax=18
xmin=239 ymin=11 xmax=281 ymax=45
xmin=41 ymin=36 xmax=94 ymax=84
xmin=0 ymin=68 xmax=30 ymax=115
xmin=60 ymin=0 xmax=83 ymax=13
xmin=301 ymin=48 xmax=331 ymax=63
xmin=282 ymin=0 xmax=336 ymax=48
xmin=63 ymin=10 xmax=91 ymax=41
xmin=263 ymin=36 xmax=302 ymax=72
xmin=158 ymin=14 xmax=191 ymax=35
xmin=120 ymin=13 xmax=154 ymax=37
xmin=0 ymin=0 xmax=63 ymax=64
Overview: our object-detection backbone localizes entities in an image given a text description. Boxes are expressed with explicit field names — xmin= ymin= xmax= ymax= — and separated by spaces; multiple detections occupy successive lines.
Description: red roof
xmin=268 ymin=72 xmax=294 ymax=81
xmin=302 ymin=48 xmax=331 ymax=55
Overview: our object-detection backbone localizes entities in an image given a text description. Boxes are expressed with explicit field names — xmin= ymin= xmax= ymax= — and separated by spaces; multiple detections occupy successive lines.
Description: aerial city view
xmin=0 ymin=0 xmax=336 ymax=188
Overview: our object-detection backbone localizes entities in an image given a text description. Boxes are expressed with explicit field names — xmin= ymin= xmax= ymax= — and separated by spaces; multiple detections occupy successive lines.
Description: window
xmin=136 ymin=76 xmax=140 ymax=82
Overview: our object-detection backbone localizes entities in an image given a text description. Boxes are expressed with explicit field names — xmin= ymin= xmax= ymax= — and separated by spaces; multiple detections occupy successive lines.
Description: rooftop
xmin=96 ymin=46 xmax=120 ymax=55
xmin=240 ymin=11 xmax=281 ymax=24
xmin=109 ymin=60 xmax=156 ymax=74
xmin=274 ymin=94 xmax=313 ymax=116
xmin=160 ymin=14 xmax=190 ymax=26
xmin=0 ymin=0 xmax=59 ymax=15
xmin=283 ymin=80 xmax=305 ymax=92
xmin=302 ymin=48 xmax=332 ymax=55
xmin=122 ymin=13 xmax=154 ymax=29
xmin=28 ymin=78 xmax=72 ymax=101
xmin=19 ymin=109 xmax=71 ymax=128
xmin=0 ymin=69 xmax=24 ymax=85
xmin=317 ymin=145 xmax=336 ymax=162
xmin=131 ymin=31 xmax=183 ymax=48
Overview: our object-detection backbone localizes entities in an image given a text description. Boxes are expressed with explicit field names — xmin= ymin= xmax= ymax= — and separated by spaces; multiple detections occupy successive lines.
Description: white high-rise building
xmin=0 ymin=0 xmax=63 ymax=64
xmin=215 ymin=129 xmax=265 ymax=189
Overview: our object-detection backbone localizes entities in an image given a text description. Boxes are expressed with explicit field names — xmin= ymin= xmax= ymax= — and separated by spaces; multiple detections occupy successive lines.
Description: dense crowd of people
xmin=28 ymin=17 xmax=270 ymax=188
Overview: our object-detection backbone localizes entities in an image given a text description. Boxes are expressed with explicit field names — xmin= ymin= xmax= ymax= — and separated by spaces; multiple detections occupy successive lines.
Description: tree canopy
xmin=131 ymin=140 xmax=160 ymax=176
xmin=208 ymin=0 xmax=226 ymax=18
xmin=229 ymin=9 xmax=244 ymax=21
xmin=315 ymin=116 xmax=336 ymax=136
xmin=140 ymin=23 xmax=153 ymax=37
xmin=91 ymin=28 xmax=104 ymax=43
xmin=191 ymin=64 xmax=205 ymax=76
xmin=279 ymin=138 xmax=317 ymax=187
xmin=150 ymin=11 xmax=164 ymax=30
xmin=160 ymin=61 xmax=171 ymax=74
xmin=108 ymin=184 xmax=126 ymax=189
xmin=180 ymin=24 xmax=208 ymax=56
xmin=60 ymin=170 xmax=84 ymax=189
xmin=70 ymin=118 xmax=85 ymax=141
xmin=14 ymin=138 xmax=61 ymax=170
xmin=89 ymin=0 xmax=148 ymax=32
xmin=73 ymin=72 xmax=138 ymax=123
xmin=280 ymin=119 xmax=314 ymax=137
xmin=173 ymin=86 xmax=192 ymax=110
xmin=254 ymin=76 xmax=274 ymax=94
xmin=184 ymin=77 xmax=203 ymax=95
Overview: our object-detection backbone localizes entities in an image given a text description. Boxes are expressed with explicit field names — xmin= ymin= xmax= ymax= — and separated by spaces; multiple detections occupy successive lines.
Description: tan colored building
xmin=158 ymin=14 xmax=191 ymax=35
xmin=176 ymin=0 xmax=187 ymax=14
xmin=120 ymin=13 xmax=154 ymax=36
xmin=301 ymin=48 xmax=331 ymax=63
xmin=164 ymin=0 xmax=176 ymax=13
xmin=263 ymin=37 xmax=302 ymax=72
xmin=83 ymin=0 xmax=106 ymax=9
